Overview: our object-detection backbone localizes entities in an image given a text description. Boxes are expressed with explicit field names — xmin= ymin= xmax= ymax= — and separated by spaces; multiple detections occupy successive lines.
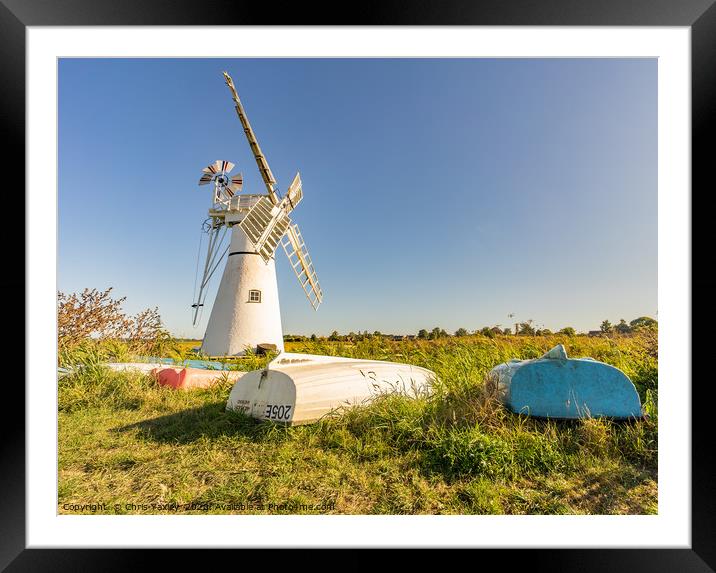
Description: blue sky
xmin=58 ymin=58 xmax=657 ymax=337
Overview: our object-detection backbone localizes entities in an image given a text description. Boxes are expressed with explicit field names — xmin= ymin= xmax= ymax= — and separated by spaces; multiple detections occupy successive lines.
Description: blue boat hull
xmin=490 ymin=345 xmax=643 ymax=419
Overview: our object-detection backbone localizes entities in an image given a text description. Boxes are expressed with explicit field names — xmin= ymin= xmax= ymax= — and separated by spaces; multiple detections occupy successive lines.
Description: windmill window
xmin=249 ymin=289 xmax=262 ymax=303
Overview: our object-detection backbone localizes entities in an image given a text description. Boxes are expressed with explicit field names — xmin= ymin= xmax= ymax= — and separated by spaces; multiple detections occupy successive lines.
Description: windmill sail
xmin=229 ymin=173 xmax=243 ymax=194
xmin=223 ymin=71 xmax=279 ymax=205
xmin=238 ymin=172 xmax=303 ymax=261
xmin=203 ymin=160 xmax=235 ymax=175
xmin=238 ymin=197 xmax=293 ymax=262
xmin=281 ymin=223 xmax=322 ymax=310
xmin=283 ymin=172 xmax=303 ymax=210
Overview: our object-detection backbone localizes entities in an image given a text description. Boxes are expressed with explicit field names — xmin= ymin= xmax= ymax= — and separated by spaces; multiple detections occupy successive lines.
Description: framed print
xmin=4 ymin=0 xmax=711 ymax=569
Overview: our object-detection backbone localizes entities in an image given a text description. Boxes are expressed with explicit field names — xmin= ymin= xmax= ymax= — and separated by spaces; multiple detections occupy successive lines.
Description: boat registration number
xmin=264 ymin=403 xmax=293 ymax=421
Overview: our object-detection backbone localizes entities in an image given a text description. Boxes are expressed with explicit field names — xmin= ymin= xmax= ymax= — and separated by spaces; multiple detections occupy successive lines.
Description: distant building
xmin=588 ymin=331 xmax=602 ymax=337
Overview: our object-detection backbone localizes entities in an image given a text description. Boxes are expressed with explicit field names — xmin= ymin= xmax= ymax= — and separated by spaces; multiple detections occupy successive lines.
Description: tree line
xmin=283 ymin=316 xmax=656 ymax=343
xmin=599 ymin=316 xmax=657 ymax=334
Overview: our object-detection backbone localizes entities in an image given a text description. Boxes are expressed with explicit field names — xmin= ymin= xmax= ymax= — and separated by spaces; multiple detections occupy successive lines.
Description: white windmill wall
xmin=201 ymin=225 xmax=284 ymax=356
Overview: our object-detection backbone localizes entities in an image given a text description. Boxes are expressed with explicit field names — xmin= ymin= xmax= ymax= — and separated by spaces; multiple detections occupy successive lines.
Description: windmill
xmin=191 ymin=71 xmax=322 ymax=357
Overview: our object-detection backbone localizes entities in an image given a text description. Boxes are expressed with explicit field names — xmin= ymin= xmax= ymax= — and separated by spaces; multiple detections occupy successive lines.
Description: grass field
xmin=58 ymin=333 xmax=657 ymax=515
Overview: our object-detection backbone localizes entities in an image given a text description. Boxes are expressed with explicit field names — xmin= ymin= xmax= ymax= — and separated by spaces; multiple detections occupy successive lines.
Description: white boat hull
xmin=226 ymin=352 xmax=435 ymax=425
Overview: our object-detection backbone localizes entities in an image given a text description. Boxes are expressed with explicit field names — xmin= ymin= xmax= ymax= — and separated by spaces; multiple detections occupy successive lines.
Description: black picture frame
xmin=4 ymin=0 xmax=710 ymax=569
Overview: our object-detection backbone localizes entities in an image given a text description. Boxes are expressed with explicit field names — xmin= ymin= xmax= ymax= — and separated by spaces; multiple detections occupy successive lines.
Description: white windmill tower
xmin=191 ymin=72 xmax=322 ymax=357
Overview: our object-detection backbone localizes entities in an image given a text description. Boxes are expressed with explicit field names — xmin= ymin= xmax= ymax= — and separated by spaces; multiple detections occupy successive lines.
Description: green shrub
xmin=425 ymin=426 xmax=563 ymax=480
